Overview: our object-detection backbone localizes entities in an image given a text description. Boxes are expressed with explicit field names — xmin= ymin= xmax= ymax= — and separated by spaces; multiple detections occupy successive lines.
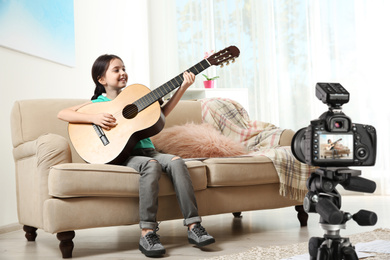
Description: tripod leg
xmin=317 ymin=246 xmax=332 ymax=260
xmin=342 ymin=246 xmax=359 ymax=260
xmin=308 ymin=237 xmax=324 ymax=260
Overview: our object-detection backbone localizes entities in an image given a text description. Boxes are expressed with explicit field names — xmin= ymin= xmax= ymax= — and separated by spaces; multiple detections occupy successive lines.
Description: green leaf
xmin=202 ymin=74 xmax=219 ymax=81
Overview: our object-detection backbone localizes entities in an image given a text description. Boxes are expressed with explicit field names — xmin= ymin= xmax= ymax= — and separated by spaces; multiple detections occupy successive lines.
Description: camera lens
xmin=291 ymin=128 xmax=308 ymax=164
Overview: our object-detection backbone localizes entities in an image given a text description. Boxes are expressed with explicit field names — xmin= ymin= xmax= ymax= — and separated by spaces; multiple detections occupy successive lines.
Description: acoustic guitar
xmin=68 ymin=46 xmax=240 ymax=164
xmin=326 ymin=138 xmax=342 ymax=150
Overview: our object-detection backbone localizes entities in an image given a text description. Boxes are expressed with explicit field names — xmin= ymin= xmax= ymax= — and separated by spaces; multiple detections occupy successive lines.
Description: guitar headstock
xmin=207 ymin=46 xmax=240 ymax=67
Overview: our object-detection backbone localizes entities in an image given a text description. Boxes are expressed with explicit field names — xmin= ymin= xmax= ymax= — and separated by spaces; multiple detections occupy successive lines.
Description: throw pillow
xmin=150 ymin=123 xmax=248 ymax=158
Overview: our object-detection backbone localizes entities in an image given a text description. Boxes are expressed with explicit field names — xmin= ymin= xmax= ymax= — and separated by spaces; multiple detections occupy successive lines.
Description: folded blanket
xmin=201 ymin=97 xmax=316 ymax=201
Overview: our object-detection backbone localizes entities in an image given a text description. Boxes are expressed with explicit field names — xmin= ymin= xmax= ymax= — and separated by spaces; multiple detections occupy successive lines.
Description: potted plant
xmin=203 ymin=50 xmax=219 ymax=88
xmin=202 ymin=74 xmax=219 ymax=88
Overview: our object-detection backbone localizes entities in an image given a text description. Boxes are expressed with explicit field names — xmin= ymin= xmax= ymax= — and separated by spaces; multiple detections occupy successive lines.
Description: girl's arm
xmin=57 ymin=102 xmax=117 ymax=130
xmin=161 ymin=71 xmax=195 ymax=117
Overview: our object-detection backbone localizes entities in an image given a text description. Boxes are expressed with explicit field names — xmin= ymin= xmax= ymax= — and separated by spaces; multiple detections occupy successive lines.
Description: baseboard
xmin=0 ymin=223 xmax=22 ymax=234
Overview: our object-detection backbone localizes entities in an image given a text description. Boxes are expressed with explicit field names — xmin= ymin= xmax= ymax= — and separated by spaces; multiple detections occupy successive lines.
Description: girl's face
xmin=99 ymin=58 xmax=128 ymax=90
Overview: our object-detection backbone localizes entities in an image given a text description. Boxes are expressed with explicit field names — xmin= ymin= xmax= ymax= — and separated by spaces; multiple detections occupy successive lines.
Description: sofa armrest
xmin=13 ymin=134 xmax=72 ymax=164
xmin=13 ymin=138 xmax=38 ymax=161
xmin=13 ymin=134 xmax=72 ymax=229
xmin=36 ymin=134 xmax=72 ymax=167
xmin=279 ymin=129 xmax=295 ymax=146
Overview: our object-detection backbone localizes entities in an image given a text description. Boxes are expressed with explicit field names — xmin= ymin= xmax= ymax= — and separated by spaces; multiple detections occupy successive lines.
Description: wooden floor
xmin=0 ymin=195 xmax=389 ymax=259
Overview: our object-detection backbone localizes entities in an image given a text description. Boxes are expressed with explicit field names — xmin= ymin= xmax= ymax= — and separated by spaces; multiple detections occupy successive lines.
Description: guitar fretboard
xmin=134 ymin=59 xmax=211 ymax=112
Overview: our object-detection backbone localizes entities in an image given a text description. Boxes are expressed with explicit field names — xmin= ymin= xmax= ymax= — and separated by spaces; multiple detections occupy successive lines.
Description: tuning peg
xmin=220 ymin=64 xmax=224 ymax=68
xmin=231 ymin=58 xmax=235 ymax=63
xmin=225 ymin=61 xmax=230 ymax=66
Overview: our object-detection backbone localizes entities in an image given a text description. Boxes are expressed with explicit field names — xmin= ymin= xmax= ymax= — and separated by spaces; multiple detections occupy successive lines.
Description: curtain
xmin=170 ymin=0 xmax=390 ymax=194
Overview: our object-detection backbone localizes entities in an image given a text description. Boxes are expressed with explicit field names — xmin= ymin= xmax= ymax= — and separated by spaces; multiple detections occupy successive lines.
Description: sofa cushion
xmin=48 ymin=161 xmax=207 ymax=198
xmin=203 ymin=155 xmax=280 ymax=187
xmin=164 ymin=100 xmax=203 ymax=128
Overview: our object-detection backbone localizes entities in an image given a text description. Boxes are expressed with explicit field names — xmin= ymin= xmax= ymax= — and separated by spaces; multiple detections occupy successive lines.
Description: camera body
xmin=291 ymin=83 xmax=376 ymax=167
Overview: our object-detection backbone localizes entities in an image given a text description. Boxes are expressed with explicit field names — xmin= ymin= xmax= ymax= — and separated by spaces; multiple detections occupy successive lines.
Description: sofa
xmin=320 ymin=143 xmax=351 ymax=159
xmin=10 ymin=98 xmax=308 ymax=258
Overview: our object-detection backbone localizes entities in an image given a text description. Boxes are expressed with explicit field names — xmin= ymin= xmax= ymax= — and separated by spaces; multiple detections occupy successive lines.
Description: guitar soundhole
xmin=123 ymin=104 xmax=138 ymax=119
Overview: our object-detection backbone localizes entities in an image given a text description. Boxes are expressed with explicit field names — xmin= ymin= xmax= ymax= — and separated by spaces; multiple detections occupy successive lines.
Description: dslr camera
xmin=291 ymin=83 xmax=378 ymax=259
xmin=292 ymin=83 xmax=376 ymax=167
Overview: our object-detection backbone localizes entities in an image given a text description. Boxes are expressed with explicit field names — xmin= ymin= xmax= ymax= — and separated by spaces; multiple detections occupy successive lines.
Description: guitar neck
xmin=134 ymin=59 xmax=211 ymax=112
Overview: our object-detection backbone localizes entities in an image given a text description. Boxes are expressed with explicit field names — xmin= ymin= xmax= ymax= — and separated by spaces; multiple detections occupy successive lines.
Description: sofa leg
xmin=57 ymin=231 xmax=75 ymax=258
xmin=23 ymin=225 xmax=37 ymax=241
xmin=232 ymin=212 xmax=242 ymax=218
xmin=295 ymin=205 xmax=308 ymax=227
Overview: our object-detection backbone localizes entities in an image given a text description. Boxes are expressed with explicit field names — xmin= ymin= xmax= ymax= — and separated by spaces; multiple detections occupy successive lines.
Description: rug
xmin=200 ymin=228 xmax=390 ymax=260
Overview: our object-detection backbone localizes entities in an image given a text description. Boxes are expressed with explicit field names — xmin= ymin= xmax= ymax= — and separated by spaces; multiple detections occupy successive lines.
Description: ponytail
xmin=91 ymin=83 xmax=106 ymax=100
xmin=90 ymin=54 xmax=123 ymax=100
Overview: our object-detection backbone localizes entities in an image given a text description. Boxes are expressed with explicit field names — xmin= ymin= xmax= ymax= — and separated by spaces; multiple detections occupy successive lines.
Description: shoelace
xmin=145 ymin=232 xmax=161 ymax=246
xmin=192 ymin=224 xmax=207 ymax=237
xmin=144 ymin=224 xmax=162 ymax=246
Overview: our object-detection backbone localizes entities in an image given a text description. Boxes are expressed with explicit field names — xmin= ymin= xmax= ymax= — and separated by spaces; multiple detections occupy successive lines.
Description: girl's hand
xmin=180 ymin=71 xmax=195 ymax=91
xmin=160 ymin=71 xmax=196 ymax=117
xmin=92 ymin=113 xmax=117 ymax=130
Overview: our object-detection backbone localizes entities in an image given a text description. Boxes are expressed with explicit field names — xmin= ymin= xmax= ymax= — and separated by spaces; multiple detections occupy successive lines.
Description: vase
xmin=203 ymin=80 xmax=215 ymax=89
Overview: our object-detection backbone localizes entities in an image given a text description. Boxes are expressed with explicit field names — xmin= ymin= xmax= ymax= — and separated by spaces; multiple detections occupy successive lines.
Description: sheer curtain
xmin=168 ymin=0 xmax=390 ymax=194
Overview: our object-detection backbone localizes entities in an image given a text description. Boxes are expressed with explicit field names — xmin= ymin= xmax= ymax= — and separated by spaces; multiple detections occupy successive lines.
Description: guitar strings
xmin=117 ymin=79 xmax=181 ymax=119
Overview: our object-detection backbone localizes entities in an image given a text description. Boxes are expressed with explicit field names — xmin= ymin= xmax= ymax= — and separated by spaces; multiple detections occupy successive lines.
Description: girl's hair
xmin=91 ymin=54 xmax=123 ymax=100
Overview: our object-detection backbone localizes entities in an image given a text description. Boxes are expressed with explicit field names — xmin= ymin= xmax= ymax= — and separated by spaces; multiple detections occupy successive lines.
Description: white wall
xmin=147 ymin=0 xmax=180 ymax=88
xmin=0 ymin=0 xmax=150 ymax=227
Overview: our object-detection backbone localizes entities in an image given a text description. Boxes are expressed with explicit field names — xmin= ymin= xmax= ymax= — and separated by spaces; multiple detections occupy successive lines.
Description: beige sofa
xmin=320 ymin=143 xmax=351 ymax=159
xmin=10 ymin=99 xmax=307 ymax=258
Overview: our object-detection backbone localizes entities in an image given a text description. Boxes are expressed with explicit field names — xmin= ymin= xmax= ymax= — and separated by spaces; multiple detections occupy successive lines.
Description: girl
xmin=58 ymin=54 xmax=215 ymax=257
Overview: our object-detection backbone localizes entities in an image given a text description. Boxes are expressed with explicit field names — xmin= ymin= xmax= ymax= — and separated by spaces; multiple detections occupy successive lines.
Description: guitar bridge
xmin=92 ymin=124 xmax=110 ymax=146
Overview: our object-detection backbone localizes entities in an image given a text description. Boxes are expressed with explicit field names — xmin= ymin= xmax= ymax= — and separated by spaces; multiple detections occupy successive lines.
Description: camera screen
xmin=318 ymin=133 xmax=354 ymax=160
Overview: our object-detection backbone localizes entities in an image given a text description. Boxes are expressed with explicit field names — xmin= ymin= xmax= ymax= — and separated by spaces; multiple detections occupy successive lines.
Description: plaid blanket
xmin=201 ymin=97 xmax=316 ymax=202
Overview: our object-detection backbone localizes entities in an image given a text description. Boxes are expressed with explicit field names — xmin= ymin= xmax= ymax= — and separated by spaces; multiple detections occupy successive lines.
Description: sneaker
xmin=188 ymin=223 xmax=215 ymax=247
xmin=139 ymin=231 xmax=166 ymax=257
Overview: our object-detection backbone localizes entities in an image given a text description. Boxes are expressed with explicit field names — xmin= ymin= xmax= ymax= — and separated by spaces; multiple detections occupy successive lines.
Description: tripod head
xmin=303 ymin=167 xmax=377 ymax=225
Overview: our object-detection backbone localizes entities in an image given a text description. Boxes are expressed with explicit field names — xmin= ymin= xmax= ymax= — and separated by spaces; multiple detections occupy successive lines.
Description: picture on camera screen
xmin=319 ymin=134 xmax=354 ymax=160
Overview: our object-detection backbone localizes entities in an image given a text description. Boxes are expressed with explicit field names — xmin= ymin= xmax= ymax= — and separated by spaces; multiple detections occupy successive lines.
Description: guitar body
xmin=68 ymin=84 xmax=165 ymax=164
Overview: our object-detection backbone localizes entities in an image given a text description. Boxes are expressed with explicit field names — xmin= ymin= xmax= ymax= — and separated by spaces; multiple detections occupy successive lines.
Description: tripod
xmin=303 ymin=168 xmax=377 ymax=260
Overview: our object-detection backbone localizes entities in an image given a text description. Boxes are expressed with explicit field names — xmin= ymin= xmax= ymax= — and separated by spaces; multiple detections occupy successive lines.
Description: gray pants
xmin=123 ymin=148 xmax=201 ymax=230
